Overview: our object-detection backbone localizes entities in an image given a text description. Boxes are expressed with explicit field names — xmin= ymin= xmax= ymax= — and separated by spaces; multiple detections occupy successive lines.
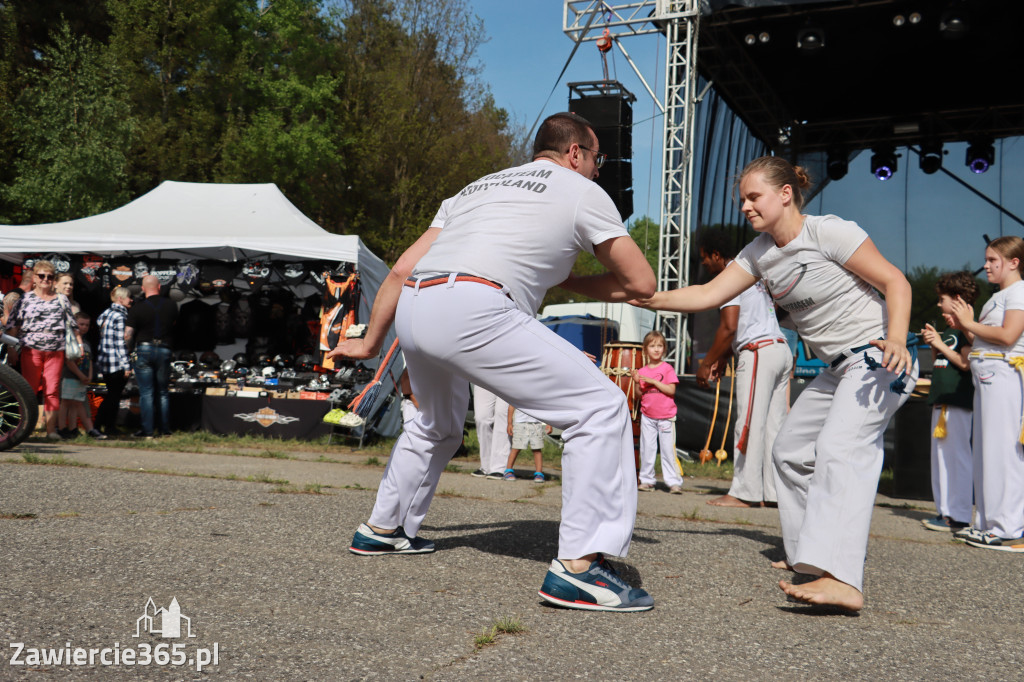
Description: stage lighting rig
xmin=870 ymin=146 xmax=898 ymax=181
xmin=940 ymin=1 xmax=970 ymax=39
xmin=826 ymin=149 xmax=848 ymax=181
xmin=797 ymin=22 xmax=824 ymax=53
xmin=919 ymin=141 xmax=943 ymax=174
xmin=966 ymin=139 xmax=994 ymax=174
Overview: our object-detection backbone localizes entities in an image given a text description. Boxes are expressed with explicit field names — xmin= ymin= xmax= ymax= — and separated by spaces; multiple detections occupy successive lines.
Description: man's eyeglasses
xmin=578 ymin=145 xmax=607 ymax=169
xmin=35 ymin=273 xmax=54 ymax=281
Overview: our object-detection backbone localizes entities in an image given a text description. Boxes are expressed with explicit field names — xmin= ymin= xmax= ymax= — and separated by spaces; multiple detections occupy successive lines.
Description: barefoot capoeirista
xmin=770 ymin=559 xmax=793 ymax=571
xmin=779 ymin=574 xmax=864 ymax=612
xmin=707 ymin=494 xmax=757 ymax=508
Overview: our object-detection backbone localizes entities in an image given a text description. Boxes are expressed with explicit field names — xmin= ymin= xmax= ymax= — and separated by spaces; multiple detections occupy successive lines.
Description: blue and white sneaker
xmin=538 ymin=555 xmax=654 ymax=612
xmin=348 ymin=523 xmax=435 ymax=556
xmin=965 ymin=531 xmax=1024 ymax=552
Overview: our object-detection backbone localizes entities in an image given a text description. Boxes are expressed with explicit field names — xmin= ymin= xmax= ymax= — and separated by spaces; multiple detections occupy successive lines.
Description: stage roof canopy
xmin=699 ymin=0 xmax=1024 ymax=154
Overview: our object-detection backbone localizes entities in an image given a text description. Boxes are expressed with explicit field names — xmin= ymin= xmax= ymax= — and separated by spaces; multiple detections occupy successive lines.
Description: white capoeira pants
xmin=772 ymin=348 xmax=917 ymax=592
xmin=639 ymin=415 xmax=682 ymax=487
xmin=472 ymin=385 xmax=510 ymax=474
xmin=368 ymin=279 xmax=637 ymax=559
xmin=728 ymin=341 xmax=792 ymax=503
xmin=970 ymin=355 xmax=1024 ymax=539
xmin=929 ymin=405 xmax=973 ymax=524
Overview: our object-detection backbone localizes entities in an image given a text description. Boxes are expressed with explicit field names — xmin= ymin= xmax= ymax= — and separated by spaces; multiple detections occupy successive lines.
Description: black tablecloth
xmin=201 ymin=396 xmax=333 ymax=440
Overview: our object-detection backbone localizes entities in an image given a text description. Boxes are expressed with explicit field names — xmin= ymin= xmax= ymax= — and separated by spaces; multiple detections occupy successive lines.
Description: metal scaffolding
xmin=563 ymin=1 xmax=700 ymax=372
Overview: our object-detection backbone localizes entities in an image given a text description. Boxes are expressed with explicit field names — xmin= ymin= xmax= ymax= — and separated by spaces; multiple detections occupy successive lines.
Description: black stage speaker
xmin=569 ymin=94 xmax=634 ymax=220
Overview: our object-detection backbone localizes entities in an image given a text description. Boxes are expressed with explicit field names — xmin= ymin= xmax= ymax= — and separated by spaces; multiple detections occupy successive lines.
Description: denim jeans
xmin=134 ymin=344 xmax=172 ymax=435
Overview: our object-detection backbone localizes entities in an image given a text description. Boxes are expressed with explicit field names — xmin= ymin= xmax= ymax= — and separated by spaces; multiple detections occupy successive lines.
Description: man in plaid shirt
xmin=95 ymin=287 xmax=133 ymax=436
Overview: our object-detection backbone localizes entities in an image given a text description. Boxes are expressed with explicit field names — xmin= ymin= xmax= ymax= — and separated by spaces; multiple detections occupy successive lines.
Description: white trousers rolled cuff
xmin=639 ymin=415 xmax=682 ymax=487
xmin=772 ymin=348 xmax=916 ymax=592
xmin=728 ymin=342 xmax=792 ymax=503
xmin=929 ymin=405 xmax=973 ymax=524
xmin=368 ymin=282 xmax=637 ymax=559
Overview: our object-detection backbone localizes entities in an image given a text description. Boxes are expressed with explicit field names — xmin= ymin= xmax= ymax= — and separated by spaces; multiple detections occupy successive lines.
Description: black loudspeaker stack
xmin=569 ymin=92 xmax=634 ymax=221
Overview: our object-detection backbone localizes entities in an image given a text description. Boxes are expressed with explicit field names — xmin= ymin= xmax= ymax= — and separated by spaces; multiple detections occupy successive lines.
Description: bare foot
xmin=779 ymin=575 xmax=864 ymax=612
xmin=707 ymin=494 xmax=756 ymax=507
xmin=770 ymin=560 xmax=794 ymax=571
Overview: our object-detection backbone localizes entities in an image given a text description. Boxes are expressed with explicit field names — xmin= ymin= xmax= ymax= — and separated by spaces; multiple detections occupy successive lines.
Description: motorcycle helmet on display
xmin=199 ymin=351 xmax=221 ymax=371
xmin=220 ymin=359 xmax=236 ymax=375
xmin=261 ymin=365 xmax=278 ymax=379
xmin=295 ymin=354 xmax=317 ymax=372
xmin=273 ymin=353 xmax=294 ymax=369
xmin=255 ymin=354 xmax=273 ymax=369
xmin=232 ymin=352 xmax=248 ymax=367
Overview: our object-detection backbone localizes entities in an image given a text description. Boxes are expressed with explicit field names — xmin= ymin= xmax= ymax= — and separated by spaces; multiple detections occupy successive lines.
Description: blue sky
xmin=472 ymin=1 xmax=1024 ymax=275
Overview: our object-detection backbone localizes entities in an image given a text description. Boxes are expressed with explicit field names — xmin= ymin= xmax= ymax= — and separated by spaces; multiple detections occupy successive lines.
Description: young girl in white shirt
xmin=948 ymin=236 xmax=1024 ymax=550
xmin=639 ymin=156 xmax=915 ymax=611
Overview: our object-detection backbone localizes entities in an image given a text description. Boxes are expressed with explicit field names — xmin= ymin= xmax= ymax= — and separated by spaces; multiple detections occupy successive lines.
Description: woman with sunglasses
xmin=6 ymin=261 xmax=80 ymax=439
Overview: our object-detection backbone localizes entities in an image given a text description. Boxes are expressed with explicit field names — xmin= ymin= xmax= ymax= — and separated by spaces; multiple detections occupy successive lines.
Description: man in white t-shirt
xmin=329 ymin=113 xmax=657 ymax=612
xmin=695 ymin=230 xmax=792 ymax=508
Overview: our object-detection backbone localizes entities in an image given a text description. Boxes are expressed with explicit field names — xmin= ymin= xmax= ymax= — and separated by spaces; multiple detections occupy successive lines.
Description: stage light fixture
xmin=893 ymin=14 xmax=905 ymax=27
xmin=870 ymin=147 xmax=898 ymax=181
xmin=966 ymin=139 xmax=995 ymax=174
xmin=909 ymin=12 xmax=922 ymax=24
xmin=758 ymin=31 xmax=770 ymax=43
xmin=745 ymin=33 xmax=756 ymax=45
xmin=940 ymin=2 xmax=969 ymax=38
xmin=919 ymin=141 xmax=943 ymax=174
xmin=797 ymin=23 xmax=825 ymax=52
xmin=826 ymin=149 xmax=848 ymax=181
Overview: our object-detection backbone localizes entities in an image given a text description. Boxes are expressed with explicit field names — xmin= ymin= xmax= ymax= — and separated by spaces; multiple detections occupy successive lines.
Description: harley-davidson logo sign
xmin=233 ymin=407 xmax=300 ymax=428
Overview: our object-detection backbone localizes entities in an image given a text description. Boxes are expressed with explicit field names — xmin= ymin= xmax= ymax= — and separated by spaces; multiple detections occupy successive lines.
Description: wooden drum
xmin=600 ymin=342 xmax=644 ymax=473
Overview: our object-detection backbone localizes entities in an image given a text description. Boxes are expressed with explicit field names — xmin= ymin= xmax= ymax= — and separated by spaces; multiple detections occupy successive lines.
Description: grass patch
xmin=303 ymin=483 xmax=326 ymax=494
xmin=493 ymin=615 xmax=527 ymax=635
xmin=363 ymin=456 xmax=382 ymax=467
xmin=436 ymin=488 xmax=460 ymax=498
xmin=247 ymin=473 xmax=288 ymax=485
xmin=444 ymin=463 xmax=462 ymax=473
xmin=20 ymin=452 xmax=88 ymax=467
xmin=678 ymin=457 xmax=734 ymax=481
xmin=0 ymin=512 xmax=36 ymax=520
xmin=256 ymin=450 xmax=289 ymax=459
xmin=473 ymin=616 xmax=527 ymax=649
xmin=342 ymin=482 xmax=368 ymax=490
xmin=681 ymin=508 xmax=706 ymax=521
xmin=473 ymin=626 xmax=497 ymax=649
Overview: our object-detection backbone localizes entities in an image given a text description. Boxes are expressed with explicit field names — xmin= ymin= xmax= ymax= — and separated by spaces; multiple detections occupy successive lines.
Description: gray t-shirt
xmin=414 ymin=160 xmax=629 ymax=315
xmin=733 ymin=214 xmax=887 ymax=362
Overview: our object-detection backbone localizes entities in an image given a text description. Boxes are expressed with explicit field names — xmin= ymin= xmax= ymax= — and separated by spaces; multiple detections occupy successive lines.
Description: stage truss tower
xmin=564 ymin=1 xmax=700 ymax=372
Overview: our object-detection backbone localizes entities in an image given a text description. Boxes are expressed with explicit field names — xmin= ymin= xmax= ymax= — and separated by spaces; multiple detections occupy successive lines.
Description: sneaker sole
xmin=348 ymin=545 xmax=435 ymax=556
xmin=964 ymin=539 xmax=1024 ymax=552
xmin=538 ymin=589 xmax=653 ymax=612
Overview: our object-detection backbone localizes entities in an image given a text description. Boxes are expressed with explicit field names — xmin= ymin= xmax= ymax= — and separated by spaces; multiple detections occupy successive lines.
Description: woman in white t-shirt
xmin=639 ymin=156 xmax=915 ymax=612
xmin=947 ymin=236 xmax=1024 ymax=550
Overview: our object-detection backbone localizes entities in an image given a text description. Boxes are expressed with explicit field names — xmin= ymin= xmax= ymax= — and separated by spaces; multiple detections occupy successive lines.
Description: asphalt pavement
xmin=0 ymin=439 xmax=1021 ymax=680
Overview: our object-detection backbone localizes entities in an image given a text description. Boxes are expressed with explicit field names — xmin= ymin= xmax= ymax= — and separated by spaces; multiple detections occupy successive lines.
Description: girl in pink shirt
xmin=632 ymin=331 xmax=683 ymax=493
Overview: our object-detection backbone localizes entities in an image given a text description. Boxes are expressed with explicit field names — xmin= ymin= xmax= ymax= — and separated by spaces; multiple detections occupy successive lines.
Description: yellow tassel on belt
xmin=933 ymin=405 xmax=948 ymax=439
xmin=1010 ymin=357 xmax=1024 ymax=445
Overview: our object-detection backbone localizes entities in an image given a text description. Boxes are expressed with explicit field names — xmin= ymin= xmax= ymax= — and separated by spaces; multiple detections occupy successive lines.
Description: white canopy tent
xmin=0 ymin=180 xmax=401 ymax=435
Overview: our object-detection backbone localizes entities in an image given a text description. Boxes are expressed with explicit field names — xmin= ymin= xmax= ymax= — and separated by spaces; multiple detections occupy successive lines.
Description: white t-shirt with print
xmin=975 ymin=279 xmax=1024 ymax=355
xmin=414 ymin=160 xmax=628 ymax=315
xmin=721 ymin=265 xmax=783 ymax=351
xmin=733 ymin=214 xmax=887 ymax=362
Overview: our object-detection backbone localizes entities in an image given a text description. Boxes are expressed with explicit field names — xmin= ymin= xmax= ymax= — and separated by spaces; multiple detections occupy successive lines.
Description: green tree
xmin=1 ymin=22 xmax=134 ymax=222
xmin=331 ymin=0 xmax=515 ymax=261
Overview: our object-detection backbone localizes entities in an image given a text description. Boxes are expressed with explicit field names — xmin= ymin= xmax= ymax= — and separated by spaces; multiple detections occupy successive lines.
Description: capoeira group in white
xmin=330 ymin=114 xmax=1024 ymax=613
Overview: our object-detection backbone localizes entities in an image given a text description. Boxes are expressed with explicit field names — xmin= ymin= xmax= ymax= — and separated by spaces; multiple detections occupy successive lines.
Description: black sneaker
xmin=485 ymin=471 xmax=505 ymax=480
xmin=59 ymin=428 xmax=80 ymax=440
xmin=86 ymin=429 xmax=108 ymax=440
xmin=470 ymin=469 xmax=487 ymax=478
xmin=132 ymin=430 xmax=154 ymax=440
